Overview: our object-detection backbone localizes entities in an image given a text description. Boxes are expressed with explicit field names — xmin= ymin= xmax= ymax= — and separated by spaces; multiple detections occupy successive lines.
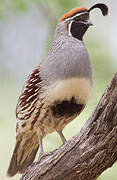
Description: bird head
xmin=58 ymin=3 xmax=108 ymax=40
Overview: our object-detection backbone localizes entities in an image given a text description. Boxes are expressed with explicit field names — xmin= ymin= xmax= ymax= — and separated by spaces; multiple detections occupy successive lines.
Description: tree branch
xmin=21 ymin=72 xmax=117 ymax=180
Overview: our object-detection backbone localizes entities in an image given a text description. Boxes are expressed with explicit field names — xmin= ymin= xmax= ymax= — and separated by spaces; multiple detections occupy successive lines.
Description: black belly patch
xmin=51 ymin=97 xmax=84 ymax=117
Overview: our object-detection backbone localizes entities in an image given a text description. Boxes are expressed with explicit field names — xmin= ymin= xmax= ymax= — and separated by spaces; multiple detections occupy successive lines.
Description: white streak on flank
xmin=30 ymin=78 xmax=34 ymax=82
xmin=28 ymin=83 xmax=33 ymax=87
xmin=18 ymin=101 xmax=22 ymax=105
xmin=26 ymin=92 xmax=38 ymax=102
xmin=20 ymin=103 xmax=29 ymax=111
xmin=33 ymin=92 xmax=38 ymax=96
xmin=35 ymin=88 xmax=39 ymax=92
xmin=27 ymin=75 xmax=31 ymax=80
xmin=28 ymin=88 xmax=32 ymax=92
xmin=35 ymin=83 xmax=39 ymax=86
xmin=22 ymin=106 xmax=35 ymax=115
xmin=20 ymin=98 xmax=38 ymax=113
xmin=25 ymin=84 xmax=29 ymax=88
xmin=32 ymin=78 xmax=38 ymax=82
xmin=32 ymin=98 xmax=38 ymax=104
xmin=34 ymin=72 xmax=39 ymax=76
xmin=26 ymin=95 xmax=34 ymax=102
xmin=35 ymin=81 xmax=43 ymax=87
xmin=38 ymin=81 xmax=43 ymax=85
xmin=20 ymin=94 xmax=25 ymax=99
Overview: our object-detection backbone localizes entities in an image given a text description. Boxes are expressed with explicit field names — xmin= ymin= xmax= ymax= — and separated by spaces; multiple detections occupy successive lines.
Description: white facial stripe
xmin=68 ymin=20 xmax=73 ymax=37
xmin=65 ymin=12 xmax=88 ymax=22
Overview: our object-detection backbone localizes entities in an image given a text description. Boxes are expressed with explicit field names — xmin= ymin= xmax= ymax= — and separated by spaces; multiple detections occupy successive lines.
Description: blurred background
xmin=0 ymin=0 xmax=117 ymax=179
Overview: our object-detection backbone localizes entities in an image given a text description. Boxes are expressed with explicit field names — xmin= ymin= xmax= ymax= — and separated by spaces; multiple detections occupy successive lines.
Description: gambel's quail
xmin=7 ymin=3 xmax=108 ymax=177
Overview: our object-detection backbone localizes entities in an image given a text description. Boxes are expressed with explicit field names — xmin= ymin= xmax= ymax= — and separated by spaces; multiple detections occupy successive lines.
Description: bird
xmin=7 ymin=3 xmax=108 ymax=177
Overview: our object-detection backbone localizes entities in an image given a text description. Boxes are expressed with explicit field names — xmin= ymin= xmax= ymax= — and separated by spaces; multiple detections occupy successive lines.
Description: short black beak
xmin=86 ymin=20 xmax=93 ymax=26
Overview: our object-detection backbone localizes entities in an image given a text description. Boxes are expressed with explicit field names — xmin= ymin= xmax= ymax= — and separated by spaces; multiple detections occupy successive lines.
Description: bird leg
xmin=57 ymin=130 xmax=67 ymax=144
xmin=38 ymin=135 xmax=44 ymax=154
xmin=38 ymin=135 xmax=53 ymax=161
xmin=37 ymin=131 xmax=67 ymax=162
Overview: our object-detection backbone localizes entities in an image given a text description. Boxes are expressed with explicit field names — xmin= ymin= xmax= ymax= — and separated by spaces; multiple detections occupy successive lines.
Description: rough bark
xmin=21 ymin=72 xmax=117 ymax=180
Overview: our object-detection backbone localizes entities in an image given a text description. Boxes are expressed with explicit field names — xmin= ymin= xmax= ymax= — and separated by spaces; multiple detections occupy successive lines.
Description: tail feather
xmin=7 ymin=132 xmax=39 ymax=177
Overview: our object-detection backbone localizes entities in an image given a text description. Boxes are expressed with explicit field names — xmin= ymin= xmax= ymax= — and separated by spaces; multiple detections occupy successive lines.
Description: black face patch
xmin=51 ymin=97 xmax=84 ymax=117
xmin=70 ymin=20 xmax=89 ymax=40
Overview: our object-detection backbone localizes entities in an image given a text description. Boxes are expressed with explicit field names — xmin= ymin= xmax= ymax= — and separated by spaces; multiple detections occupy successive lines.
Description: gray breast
xmin=40 ymin=36 xmax=93 ymax=87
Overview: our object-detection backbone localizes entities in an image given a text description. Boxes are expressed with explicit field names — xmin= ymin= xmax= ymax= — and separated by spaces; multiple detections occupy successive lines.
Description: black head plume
xmin=88 ymin=3 xmax=108 ymax=16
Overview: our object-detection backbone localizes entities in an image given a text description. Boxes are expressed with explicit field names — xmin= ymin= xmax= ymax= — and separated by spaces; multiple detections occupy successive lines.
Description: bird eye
xmin=74 ymin=13 xmax=89 ymax=22
xmin=74 ymin=16 xmax=80 ymax=21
